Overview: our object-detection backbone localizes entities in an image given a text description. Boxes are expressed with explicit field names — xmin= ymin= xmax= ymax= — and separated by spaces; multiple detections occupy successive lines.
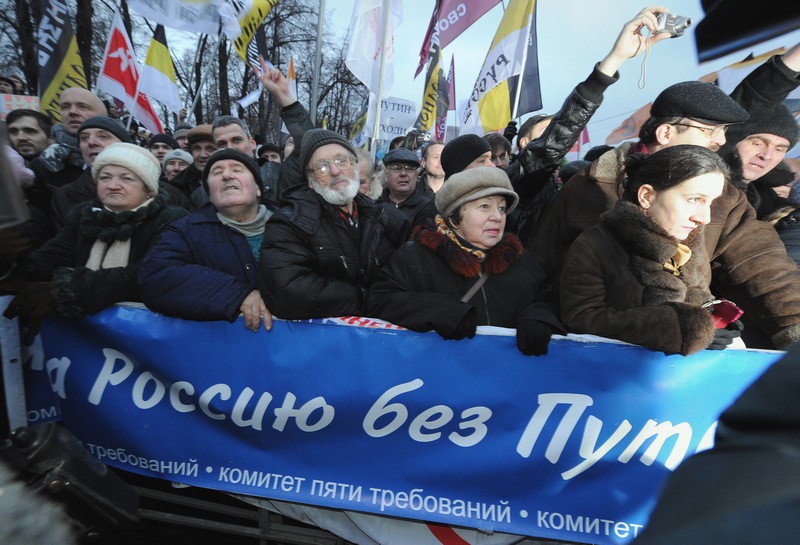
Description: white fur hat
xmin=92 ymin=142 xmax=161 ymax=195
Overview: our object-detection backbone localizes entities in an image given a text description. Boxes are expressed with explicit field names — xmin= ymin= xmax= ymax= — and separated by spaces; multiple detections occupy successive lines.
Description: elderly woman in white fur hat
xmin=367 ymin=166 xmax=563 ymax=355
xmin=3 ymin=142 xmax=188 ymax=333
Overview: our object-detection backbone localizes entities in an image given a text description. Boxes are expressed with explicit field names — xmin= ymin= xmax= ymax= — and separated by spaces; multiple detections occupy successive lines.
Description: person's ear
xmin=655 ymin=123 xmax=674 ymax=146
xmin=638 ymin=184 xmax=656 ymax=210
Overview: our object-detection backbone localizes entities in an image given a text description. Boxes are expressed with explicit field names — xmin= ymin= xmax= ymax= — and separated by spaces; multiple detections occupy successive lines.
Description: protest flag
xmin=413 ymin=1 xmax=446 ymax=134
xmin=96 ymin=11 xmax=163 ymax=134
xmin=507 ymin=4 xmax=542 ymax=119
xmin=345 ymin=0 xmax=403 ymax=98
xmin=446 ymin=55 xmax=456 ymax=111
xmin=436 ymin=56 xmax=456 ymax=141
xmin=415 ymin=0 xmax=502 ymax=77
xmin=128 ymin=0 xmax=221 ymax=35
xmin=569 ymin=127 xmax=590 ymax=154
xmin=460 ymin=0 xmax=537 ymax=135
xmin=139 ymin=25 xmax=182 ymax=114
xmin=37 ymin=0 xmax=88 ymax=122
xmin=605 ymin=103 xmax=651 ymax=145
xmin=219 ymin=0 xmax=279 ymax=63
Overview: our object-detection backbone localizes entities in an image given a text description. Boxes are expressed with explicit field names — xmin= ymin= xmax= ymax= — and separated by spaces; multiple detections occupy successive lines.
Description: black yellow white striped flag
xmin=139 ymin=25 xmax=182 ymax=114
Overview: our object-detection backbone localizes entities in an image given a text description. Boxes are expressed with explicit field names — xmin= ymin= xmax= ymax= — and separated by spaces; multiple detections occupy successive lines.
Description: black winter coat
xmin=19 ymin=189 xmax=188 ymax=318
xmin=259 ymin=186 xmax=409 ymax=320
xmin=367 ymin=228 xmax=562 ymax=338
xmin=378 ymin=182 xmax=437 ymax=232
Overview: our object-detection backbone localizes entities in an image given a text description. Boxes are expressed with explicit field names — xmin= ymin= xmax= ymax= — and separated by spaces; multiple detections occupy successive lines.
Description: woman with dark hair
xmin=559 ymin=145 xmax=742 ymax=355
xmin=368 ymin=167 xmax=563 ymax=356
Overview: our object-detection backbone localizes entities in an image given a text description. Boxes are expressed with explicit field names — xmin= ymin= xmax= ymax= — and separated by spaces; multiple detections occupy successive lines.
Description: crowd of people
xmin=1 ymin=6 xmax=800 ymax=544
xmin=1 ymin=6 xmax=799 ymax=362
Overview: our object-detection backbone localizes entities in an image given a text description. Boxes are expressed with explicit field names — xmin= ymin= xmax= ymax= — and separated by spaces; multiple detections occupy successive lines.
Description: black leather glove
xmin=3 ymin=282 xmax=57 ymax=336
xmin=516 ymin=320 xmax=553 ymax=356
xmin=707 ymin=319 xmax=744 ymax=350
xmin=440 ymin=309 xmax=477 ymax=341
xmin=503 ymin=120 xmax=518 ymax=142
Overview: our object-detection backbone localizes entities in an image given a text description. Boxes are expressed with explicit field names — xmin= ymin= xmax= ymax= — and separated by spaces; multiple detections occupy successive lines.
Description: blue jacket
xmin=138 ymin=203 xmax=260 ymax=322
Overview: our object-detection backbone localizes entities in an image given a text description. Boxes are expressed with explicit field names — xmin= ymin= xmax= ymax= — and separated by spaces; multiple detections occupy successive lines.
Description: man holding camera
xmin=529 ymin=41 xmax=800 ymax=350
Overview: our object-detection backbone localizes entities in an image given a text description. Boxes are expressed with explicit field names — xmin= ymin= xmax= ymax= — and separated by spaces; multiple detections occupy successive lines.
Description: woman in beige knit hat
xmin=2 ymin=143 xmax=188 ymax=333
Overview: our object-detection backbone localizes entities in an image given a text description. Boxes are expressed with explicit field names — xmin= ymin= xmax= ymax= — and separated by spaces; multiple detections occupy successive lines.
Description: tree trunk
xmin=192 ymin=34 xmax=209 ymax=124
xmin=15 ymin=0 xmax=39 ymax=94
xmin=75 ymin=0 xmax=94 ymax=89
xmin=218 ymin=35 xmax=230 ymax=116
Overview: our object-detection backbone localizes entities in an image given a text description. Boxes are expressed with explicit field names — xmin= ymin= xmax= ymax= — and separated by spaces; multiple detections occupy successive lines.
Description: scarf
xmin=663 ymin=244 xmax=692 ymax=277
xmin=217 ymin=204 xmax=271 ymax=237
xmin=84 ymin=198 xmax=156 ymax=270
xmin=435 ymin=215 xmax=486 ymax=263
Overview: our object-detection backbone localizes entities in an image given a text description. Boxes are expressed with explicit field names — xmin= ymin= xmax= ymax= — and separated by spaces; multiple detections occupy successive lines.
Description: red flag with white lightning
xmin=96 ymin=11 xmax=164 ymax=134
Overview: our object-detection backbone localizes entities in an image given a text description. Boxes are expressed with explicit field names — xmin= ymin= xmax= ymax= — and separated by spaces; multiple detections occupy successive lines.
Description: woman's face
xmin=97 ymin=165 xmax=151 ymax=212
xmin=454 ymin=195 xmax=507 ymax=250
xmin=638 ymin=172 xmax=725 ymax=240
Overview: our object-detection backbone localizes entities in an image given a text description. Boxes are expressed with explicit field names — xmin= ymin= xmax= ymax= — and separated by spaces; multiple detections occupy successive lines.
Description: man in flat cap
xmin=378 ymin=148 xmax=437 ymax=229
xmin=168 ymin=123 xmax=216 ymax=209
xmin=530 ymin=42 xmax=800 ymax=350
xmin=258 ymin=128 xmax=409 ymax=320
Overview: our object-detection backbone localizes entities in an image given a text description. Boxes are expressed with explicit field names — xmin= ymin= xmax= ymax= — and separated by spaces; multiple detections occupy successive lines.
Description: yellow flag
xmin=461 ymin=0 xmax=535 ymax=134
xmin=37 ymin=0 xmax=87 ymax=122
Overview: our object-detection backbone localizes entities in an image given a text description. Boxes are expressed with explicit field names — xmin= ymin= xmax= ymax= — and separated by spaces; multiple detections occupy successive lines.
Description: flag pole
xmin=451 ymin=55 xmax=458 ymax=139
xmin=370 ymin=0 xmax=391 ymax=159
xmin=94 ymin=0 xmax=122 ymax=96
xmin=187 ymin=29 xmax=223 ymax=124
xmin=183 ymin=34 xmax=206 ymax=112
xmin=510 ymin=5 xmax=532 ymax=121
xmin=310 ymin=0 xmax=325 ymax=124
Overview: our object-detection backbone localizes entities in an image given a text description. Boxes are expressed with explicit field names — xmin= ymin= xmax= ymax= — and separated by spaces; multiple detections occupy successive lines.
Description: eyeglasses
xmin=671 ymin=123 xmax=727 ymax=138
xmin=308 ymin=155 xmax=355 ymax=178
xmin=386 ymin=164 xmax=418 ymax=173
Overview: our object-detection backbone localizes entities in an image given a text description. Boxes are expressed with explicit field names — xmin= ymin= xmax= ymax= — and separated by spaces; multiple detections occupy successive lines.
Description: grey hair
xmin=211 ymin=115 xmax=252 ymax=138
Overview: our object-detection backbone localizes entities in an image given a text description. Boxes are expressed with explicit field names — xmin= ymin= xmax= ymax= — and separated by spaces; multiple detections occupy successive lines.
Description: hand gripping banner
xmin=22 ymin=304 xmax=783 ymax=544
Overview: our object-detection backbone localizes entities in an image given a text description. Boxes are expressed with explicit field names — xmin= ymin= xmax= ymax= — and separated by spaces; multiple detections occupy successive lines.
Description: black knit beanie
xmin=299 ymin=129 xmax=356 ymax=174
xmin=77 ymin=116 xmax=132 ymax=144
xmin=202 ymin=148 xmax=264 ymax=193
xmin=747 ymin=104 xmax=799 ymax=148
xmin=441 ymin=134 xmax=492 ymax=180
xmin=149 ymin=133 xmax=179 ymax=150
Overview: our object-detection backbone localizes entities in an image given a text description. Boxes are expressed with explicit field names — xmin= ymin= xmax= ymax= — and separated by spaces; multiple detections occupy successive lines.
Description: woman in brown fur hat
xmin=367 ymin=167 xmax=563 ymax=356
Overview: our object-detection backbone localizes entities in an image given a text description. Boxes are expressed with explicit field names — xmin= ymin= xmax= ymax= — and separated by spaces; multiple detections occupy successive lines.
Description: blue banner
xmin=27 ymin=305 xmax=782 ymax=544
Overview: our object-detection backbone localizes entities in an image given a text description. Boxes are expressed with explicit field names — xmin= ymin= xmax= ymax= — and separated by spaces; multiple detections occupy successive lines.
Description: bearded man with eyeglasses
xmin=258 ymin=129 xmax=410 ymax=320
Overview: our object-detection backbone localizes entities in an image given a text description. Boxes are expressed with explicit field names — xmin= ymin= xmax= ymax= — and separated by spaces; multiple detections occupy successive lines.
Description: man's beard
xmin=310 ymin=173 xmax=360 ymax=206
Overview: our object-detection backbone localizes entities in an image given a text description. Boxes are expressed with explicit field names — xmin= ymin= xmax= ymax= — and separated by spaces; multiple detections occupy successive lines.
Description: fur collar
xmin=414 ymin=228 xmax=523 ymax=278
xmin=602 ymin=200 xmax=711 ymax=306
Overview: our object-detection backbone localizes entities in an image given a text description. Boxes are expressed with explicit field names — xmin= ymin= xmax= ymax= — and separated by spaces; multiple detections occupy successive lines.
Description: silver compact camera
xmin=655 ymin=13 xmax=692 ymax=38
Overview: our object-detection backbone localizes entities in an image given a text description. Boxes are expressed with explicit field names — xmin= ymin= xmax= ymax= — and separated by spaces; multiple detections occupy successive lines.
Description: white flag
xmin=128 ymin=0 xmax=222 ymax=35
xmin=345 ymin=0 xmax=402 ymax=98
